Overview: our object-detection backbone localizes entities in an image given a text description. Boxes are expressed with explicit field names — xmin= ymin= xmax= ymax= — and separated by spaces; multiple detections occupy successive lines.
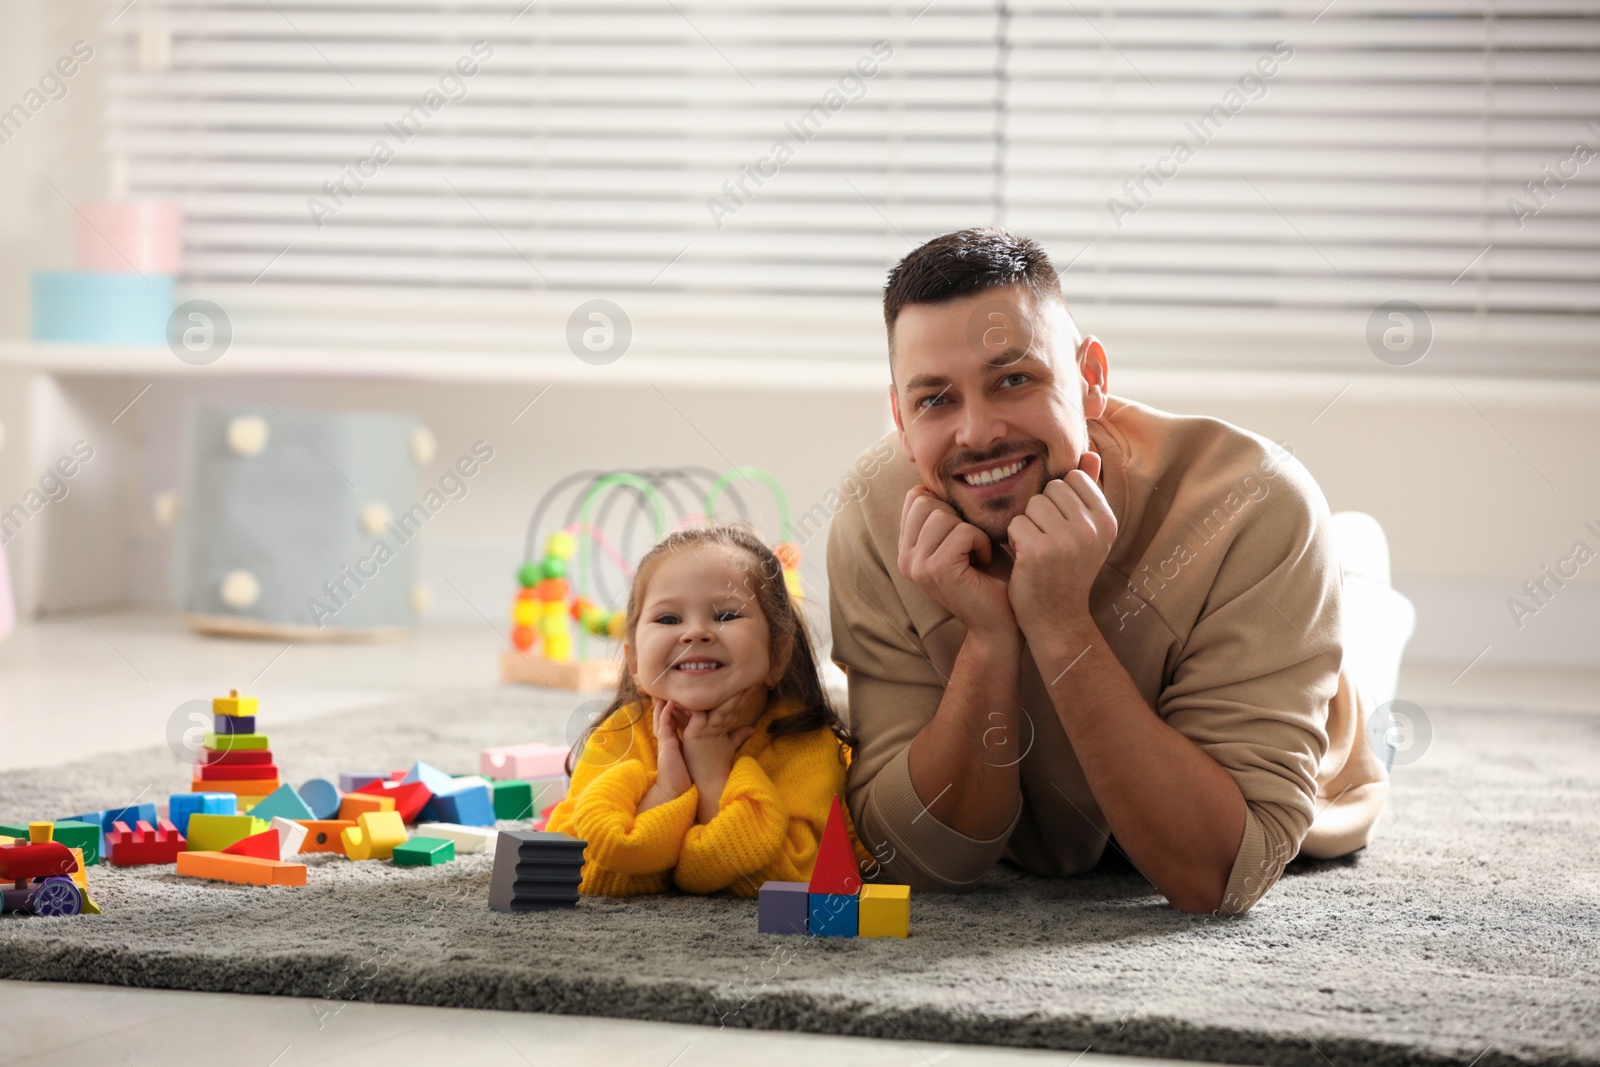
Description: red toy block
xmin=198 ymin=763 xmax=283 ymax=782
xmin=107 ymin=819 xmax=185 ymax=866
xmin=198 ymin=749 xmax=275 ymax=767
xmin=353 ymin=779 xmax=431 ymax=823
xmin=807 ymin=795 xmax=861 ymax=895
xmin=222 ymin=828 xmax=282 ymax=860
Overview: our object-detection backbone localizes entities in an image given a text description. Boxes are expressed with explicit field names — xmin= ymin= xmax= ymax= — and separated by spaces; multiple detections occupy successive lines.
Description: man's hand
xmin=897 ymin=483 xmax=1016 ymax=636
xmin=1006 ymin=450 xmax=1117 ymax=642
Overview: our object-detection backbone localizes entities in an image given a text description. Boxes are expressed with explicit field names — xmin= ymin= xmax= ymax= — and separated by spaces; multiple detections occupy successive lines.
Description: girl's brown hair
xmin=565 ymin=521 xmax=852 ymax=776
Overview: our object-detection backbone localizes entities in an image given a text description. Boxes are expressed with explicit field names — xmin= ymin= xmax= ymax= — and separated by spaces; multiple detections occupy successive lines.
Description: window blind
xmin=106 ymin=0 xmax=1598 ymax=374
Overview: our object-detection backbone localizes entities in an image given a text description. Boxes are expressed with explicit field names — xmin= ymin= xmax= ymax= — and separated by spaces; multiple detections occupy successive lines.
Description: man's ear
xmin=1077 ymin=335 xmax=1110 ymax=420
xmin=888 ymin=383 xmax=914 ymax=463
xmin=767 ymin=634 xmax=795 ymax=687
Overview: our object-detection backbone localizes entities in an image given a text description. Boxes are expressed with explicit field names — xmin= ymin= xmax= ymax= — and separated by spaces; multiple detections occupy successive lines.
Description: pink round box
xmin=74 ymin=200 xmax=184 ymax=274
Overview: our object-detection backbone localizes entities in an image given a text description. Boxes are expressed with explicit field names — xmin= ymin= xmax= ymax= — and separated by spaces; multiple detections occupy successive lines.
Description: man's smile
xmin=952 ymin=453 xmax=1037 ymax=499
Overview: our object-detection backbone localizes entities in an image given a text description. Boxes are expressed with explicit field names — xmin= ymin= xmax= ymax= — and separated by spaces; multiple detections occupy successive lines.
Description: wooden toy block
xmin=198 ymin=749 xmax=274 ymax=767
xmin=808 ymin=795 xmax=862 ymax=895
xmin=28 ymin=821 xmax=53 ymax=843
xmin=64 ymin=847 xmax=101 ymax=914
xmin=858 ymin=884 xmax=911 ymax=939
xmin=339 ymin=772 xmax=384 ymax=792
xmin=167 ymin=793 xmax=236 ymax=835
xmin=488 ymin=830 xmax=586 ymax=912
xmin=338 ymin=793 xmax=396 ymax=821
xmin=428 ymin=784 xmax=495 ymax=827
xmin=213 ymin=689 xmax=258 ymax=718
xmin=248 ymin=784 xmax=315 ymax=823
xmin=297 ymin=779 xmax=342 ymax=820
xmin=342 ymin=811 xmax=407 ymax=860
xmin=203 ymin=732 xmax=270 ymax=751
xmin=176 ymin=850 xmax=306 ymax=887
xmin=294 ymin=820 xmax=356 ymax=854
xmin=212 ymin=714 xmax=257 ymax=735
xmin=809 ymin=892 xmax=858 ymax=938
xmin=222 ymin=828 xmax=281 ymax=859
xmin=62 ymin=803 xmax=157 ymax=833
xmin=197 ymin=763 xmax=283 ymax=782
xmin=490 ymin=780 xmax=535 ymax=821
xmin=193 ymin=777 xmax=280 ymax=797
xmin=479 ymin=742 xmax=570 ymax=781
xmin=353 ymin=780 xmax=431 ymax=824
xmin=269 ymin=817 xmax=308 ymax=860
xmin=392 ymin=837 xmax=455 ymax=867
xmin=414 ymin=822 xmax=498 ymax=855
xmin=759 ymin=881 xmax=809 ymax=935
xmin=107 ymin=819 xmax=185 ymax=866
xmin=401 ymin=761 xmax=456 ymax=795
xmin=186 ymin=813 xmax=268 ymax=853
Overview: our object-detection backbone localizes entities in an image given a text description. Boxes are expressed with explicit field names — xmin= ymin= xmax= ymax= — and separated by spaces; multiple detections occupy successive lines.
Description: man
xmin=827 ymin=228 xmax=1390 ymax=916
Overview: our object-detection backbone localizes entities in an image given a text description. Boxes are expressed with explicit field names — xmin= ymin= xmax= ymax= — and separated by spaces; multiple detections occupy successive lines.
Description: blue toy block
xmin=428 ymin=784 xmax=496 ymax=827
xmin=339 ymin=772 xmax=384 ymax=793
xmin=759 ymin=881 xmax=809 ymax=934
xmin=101 ymin=803 xmax=158 ymax=832
xmin=213 ymin=714 xmax=257 ymax=735
xmin=167 ymin=792 xmax=237 ymax=836
xmin=298 ymin=779 xmax=341 ymax=820
xmin=32 ymin=271 xmax=174 ymax=346
xmin=402 ymin=761 xmax=456 ymax=795
xmin=809 ymin=892 xmax=859 ymax=938
xmin=248 ymin=783 xmax=315 ymax=822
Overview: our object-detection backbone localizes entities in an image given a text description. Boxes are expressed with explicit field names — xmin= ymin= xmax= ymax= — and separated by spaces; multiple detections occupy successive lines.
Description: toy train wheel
xmin=29 ymin=876 xmax=83 ymax=917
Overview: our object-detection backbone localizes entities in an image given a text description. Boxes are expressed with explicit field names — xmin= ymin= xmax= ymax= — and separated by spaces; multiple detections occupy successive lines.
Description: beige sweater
xmin=826 ymin=395 xmax=1389 ymax=915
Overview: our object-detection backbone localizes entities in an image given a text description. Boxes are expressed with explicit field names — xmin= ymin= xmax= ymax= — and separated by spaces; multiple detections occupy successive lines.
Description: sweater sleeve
xmin=569 ymin=759 xmax=700 ymax=876
xmin=828 ymin=500 xmax=1018 ymax=891
xmin=1156 ymin=447 xmax=1341 ymax=917
xmin=672 ymin=754 xmax=788 ymax=894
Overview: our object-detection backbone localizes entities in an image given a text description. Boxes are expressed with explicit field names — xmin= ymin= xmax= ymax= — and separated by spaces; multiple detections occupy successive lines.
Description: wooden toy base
xmin=185 ymin=615 xmax=409 ymax=642
xmin=500 ymin=649 xmax=618 ymax=692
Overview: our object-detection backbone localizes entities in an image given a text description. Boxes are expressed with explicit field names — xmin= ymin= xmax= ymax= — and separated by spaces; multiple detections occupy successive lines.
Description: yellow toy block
xmin=187 ymin=814 xmax=270 ymax=853
xmin=28 ymin=821 xmax=53 ymax=844
xmin=67 ymin=847 xmax=102 ymax=914
xmin=337 ymin=793 xmax=396 ymax=821
xmin=858 ymin=884 xmax=910 ymax=939
xmin=214 ymin=688 xmax=259 ymax=717
xmin=341 ymin=811 xmax=407 ymax=861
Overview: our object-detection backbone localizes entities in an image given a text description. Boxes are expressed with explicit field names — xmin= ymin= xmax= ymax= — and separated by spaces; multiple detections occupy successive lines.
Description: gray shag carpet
xmin=2 ymin=687 xmax=1597 ymax=1067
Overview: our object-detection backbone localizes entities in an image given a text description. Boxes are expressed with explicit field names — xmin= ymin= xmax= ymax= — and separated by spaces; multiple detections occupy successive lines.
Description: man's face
xmin=888 ymin=285 xmax=1107 ymax=547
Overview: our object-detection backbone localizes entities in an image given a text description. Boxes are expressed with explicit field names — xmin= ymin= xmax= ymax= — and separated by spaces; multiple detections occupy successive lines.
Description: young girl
xmin=544 ymin=522 xmax=870 ymax=896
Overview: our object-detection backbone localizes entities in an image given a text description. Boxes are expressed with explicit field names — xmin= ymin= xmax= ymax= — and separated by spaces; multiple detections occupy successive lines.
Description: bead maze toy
xmin=502 ymin=467 xmax=805 ymax=691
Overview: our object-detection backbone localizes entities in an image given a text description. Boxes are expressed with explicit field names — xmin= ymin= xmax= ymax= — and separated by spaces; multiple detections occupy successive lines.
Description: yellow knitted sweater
xmin=545 ymin=696 xmax=872 ymax=897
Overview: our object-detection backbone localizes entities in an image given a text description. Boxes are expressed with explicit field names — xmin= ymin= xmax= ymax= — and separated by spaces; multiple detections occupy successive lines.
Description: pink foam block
xmin=480 ymin=743 xmax=568 ymax=780
xmin=74 ymin=200 xmax=183 ymax=274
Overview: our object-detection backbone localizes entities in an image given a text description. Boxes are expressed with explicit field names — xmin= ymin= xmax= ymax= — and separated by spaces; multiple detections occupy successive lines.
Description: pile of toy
xmin=757 ymin=797 xmax=912 ymax=938
xmin=0 ymin=691 xmax=576 ymax=912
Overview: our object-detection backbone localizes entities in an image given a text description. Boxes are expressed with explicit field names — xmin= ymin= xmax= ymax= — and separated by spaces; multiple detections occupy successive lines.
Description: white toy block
xmin=414 ymin=822 xmax=499 ymax=855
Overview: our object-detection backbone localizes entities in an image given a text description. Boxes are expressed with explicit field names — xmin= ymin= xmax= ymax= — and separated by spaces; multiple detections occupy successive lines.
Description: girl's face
xmin=625 ymin=544 xmax=785 ymax=713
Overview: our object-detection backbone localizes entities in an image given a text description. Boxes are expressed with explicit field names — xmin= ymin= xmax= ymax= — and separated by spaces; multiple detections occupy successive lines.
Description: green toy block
xmin=0 ymin=820 xmax=101 ymax=865
xmin=491 ymin=780 xmax=535 ymax=821
xmin=186 ymin=813 xmax=268 ymax=852
xmin=203 ymin=732 xmax=270 ymax=751
xmin=392 ymin=836 xmax=455 ymax=867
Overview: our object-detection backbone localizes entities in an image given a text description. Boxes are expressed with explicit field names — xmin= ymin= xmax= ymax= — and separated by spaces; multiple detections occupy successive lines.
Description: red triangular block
xmin=808 ymin=795 xmax=861 ymax=895
xmin=222 ymin=828 xmax=281 ymax=859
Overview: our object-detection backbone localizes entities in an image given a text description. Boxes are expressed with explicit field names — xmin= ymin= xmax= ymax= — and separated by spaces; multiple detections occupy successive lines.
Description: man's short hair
xmin=882 ymin=227 xmax=1069 ymax=355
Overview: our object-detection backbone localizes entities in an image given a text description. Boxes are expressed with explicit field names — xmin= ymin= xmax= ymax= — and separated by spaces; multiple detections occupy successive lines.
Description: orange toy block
xmin=338 ymin=793 xmax=396 ymax=821
xmin=193 ymin=777 xmax=280 ymax=796
xmin=175 ymin=850 xmax=307 ymax=887
xmin=295 ymin=820 xmax=356 ymax=854
xmin=341 ymin=811 xmax=407 ymax=861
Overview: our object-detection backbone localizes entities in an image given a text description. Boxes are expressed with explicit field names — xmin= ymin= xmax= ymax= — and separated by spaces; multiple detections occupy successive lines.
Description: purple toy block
xmin=213 ymin=714 xmax=256 ymax=735
xmin=759 ymin=880 xmax=809 ymax=935
xmin=339 ymin=772 xmax=384 ymax=793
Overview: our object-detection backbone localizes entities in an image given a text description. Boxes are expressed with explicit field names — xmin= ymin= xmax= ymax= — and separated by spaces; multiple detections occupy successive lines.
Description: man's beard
xmin=943 ymin=460 xmax=1055 ymax=548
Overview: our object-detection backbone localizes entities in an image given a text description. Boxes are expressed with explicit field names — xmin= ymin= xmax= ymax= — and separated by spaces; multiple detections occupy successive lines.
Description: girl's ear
xmin=766 ymin=633 xmax=795 ymax=687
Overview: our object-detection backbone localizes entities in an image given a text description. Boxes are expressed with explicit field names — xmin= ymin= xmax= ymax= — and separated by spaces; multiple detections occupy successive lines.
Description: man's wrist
xmin=1030 ymin=619 xmax=1103 ymax=685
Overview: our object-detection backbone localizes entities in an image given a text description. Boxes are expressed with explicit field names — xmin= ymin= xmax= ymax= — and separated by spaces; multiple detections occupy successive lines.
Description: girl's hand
xmin=679 ymin=684 xmax=761 ymax=822
xmin=639 ymin=697 xmax=692 ymax=813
